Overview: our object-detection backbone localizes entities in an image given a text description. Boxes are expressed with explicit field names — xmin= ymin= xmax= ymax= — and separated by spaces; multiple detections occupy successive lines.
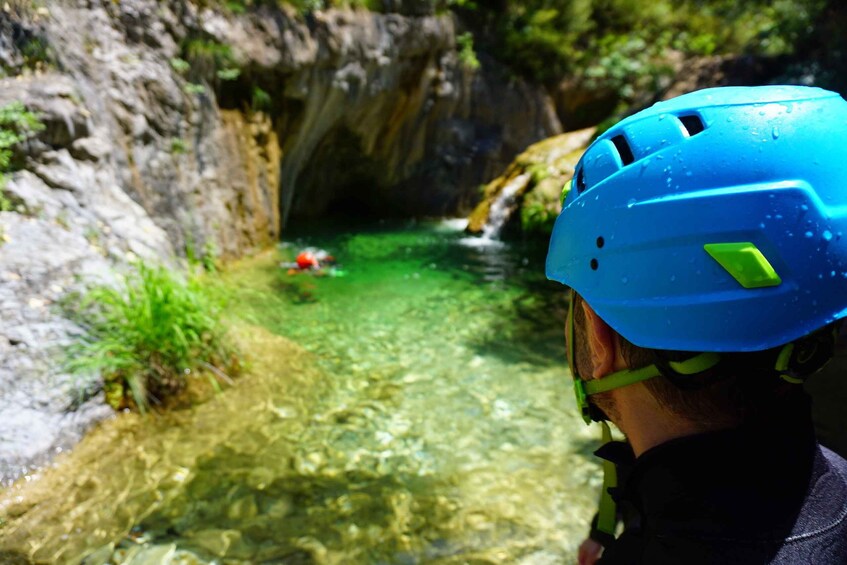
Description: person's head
xmin=547 ymin=86 xmax=847 ymax=438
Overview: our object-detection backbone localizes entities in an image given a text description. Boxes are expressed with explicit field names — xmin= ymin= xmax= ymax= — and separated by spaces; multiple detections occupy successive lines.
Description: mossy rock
xmin=466 ymin=127 xmax=595 ymax=235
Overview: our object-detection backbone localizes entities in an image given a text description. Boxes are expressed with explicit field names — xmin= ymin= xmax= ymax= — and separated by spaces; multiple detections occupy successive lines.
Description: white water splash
xmin=437 ymin=218 xmax=470 ymax=231
xmin=481 ymin=173 xmax=532 ymax=240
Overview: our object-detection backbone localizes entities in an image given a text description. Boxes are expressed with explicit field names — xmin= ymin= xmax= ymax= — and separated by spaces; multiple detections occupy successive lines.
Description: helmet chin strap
xmin=566 ymin=290 xmax=817 ymax=541
xmin=566 ymin=293 xmax=723 ymax=539
xmin=575 ymin=355 xmax=722 ymax=539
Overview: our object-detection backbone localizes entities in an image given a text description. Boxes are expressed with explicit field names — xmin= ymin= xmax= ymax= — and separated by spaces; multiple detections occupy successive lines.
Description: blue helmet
xmin=546 ymin=85 xmax=847 ymax=353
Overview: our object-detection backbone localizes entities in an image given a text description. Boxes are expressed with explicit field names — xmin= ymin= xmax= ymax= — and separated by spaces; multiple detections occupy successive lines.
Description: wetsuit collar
xmin=616 ymin=395 xmax=817 ymax=539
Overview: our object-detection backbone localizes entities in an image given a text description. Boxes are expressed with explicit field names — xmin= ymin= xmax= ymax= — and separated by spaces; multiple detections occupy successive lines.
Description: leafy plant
xmin=183 ymin=38 xmax=239 ymax=83
xmin=66 ymin=263 xmax=240 ymax=413
xmin=17 ymin=34 xmax=52 ymax=72
xmin=0 ymin=191 xmax=12 ymax=212
xmin=251 ymin=85 xmax=272 ymax=112
xmin=184 ymin=82 xmax=206 ymax=96
xmin=462 ymin=0 xmax=825 ymax=95
xmin=457 ymin=32 xmax=480 ymax=70
xmin=0 ymin=101 xmax=43 ymax=208
xmin=224 ymin=0 xmax=248 ymax=13
xmin=170 ymin=137 xmax=188 ymax=155
xmin=216 ymin=67 xmax=241 ymax=81
xmin=169 ymin=57 xmax=191 ymax=74
xmin=202 ymin=241 xmax=219 ymax=273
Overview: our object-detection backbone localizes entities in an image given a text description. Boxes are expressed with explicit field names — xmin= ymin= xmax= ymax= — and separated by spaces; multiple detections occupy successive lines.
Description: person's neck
xmin=612 ymin=383 xmax=729 ymax=457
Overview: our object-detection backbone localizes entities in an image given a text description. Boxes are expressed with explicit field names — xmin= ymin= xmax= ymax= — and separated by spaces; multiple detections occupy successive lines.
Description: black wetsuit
xmin=595 ymin=394 xmax=847 ymax=565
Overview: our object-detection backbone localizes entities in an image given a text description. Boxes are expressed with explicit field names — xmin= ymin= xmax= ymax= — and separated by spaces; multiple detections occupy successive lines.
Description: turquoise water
xmin=0 ymin=220 xmax=600 ymax=564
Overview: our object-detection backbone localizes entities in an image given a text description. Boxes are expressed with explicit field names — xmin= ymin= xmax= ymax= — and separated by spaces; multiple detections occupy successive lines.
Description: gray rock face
xmin=0 ymin=1 xmax=561 ymax=482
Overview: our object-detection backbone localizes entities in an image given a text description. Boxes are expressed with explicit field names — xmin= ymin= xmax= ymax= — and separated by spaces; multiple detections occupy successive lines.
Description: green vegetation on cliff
xmin=461 ymin=0 xmax=825 ymax=88
xmin=67 ymin=264 xmax=240 ymax=413
xmin=0 ymin=102 xmax=43 ymax=213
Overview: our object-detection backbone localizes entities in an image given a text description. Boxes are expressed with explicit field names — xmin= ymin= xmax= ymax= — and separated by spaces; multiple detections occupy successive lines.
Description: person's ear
xmin=581 ymin=301 xmax=616 ymax=379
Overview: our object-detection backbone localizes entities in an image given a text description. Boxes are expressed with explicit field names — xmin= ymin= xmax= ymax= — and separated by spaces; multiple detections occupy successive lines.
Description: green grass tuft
xmin=66 ymin=263 xmax=240 ymax=413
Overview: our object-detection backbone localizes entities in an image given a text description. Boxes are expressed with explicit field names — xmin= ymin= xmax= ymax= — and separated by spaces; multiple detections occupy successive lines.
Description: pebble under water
xmin=0 ymin=220 xmax=602 ymax=564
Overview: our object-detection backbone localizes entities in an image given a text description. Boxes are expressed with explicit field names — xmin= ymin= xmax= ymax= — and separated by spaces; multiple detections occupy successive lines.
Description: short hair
xmin=571 ymin=293 xmax=802 ymax=430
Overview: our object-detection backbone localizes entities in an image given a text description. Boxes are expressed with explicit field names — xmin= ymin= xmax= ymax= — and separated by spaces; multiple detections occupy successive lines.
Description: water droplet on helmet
xmin=627 ymin=198 xmax=636 ymax=208
xmin=831 ymin=271 xmax=837 ymax=277
xmin=772 ymin=127 xmax=780 ymax=139
xmin=801 ymin=204 xmax=809 ymax=211
xmin=759 ymin=223 xmax=766 ymax=229
xmin=823 ymin=230 xmax=833 ymax=241
xmin=805 ymin=231 xmax=814 ymax=238
xmin=670 ymin=275 xmax=676 ymax=282
xmin=621 ymin=276 xmax=629 ymax=284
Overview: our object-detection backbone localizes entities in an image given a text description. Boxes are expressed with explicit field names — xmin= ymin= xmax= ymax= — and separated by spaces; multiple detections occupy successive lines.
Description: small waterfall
xmin=480 ymin=172 xmax=532 ymax=239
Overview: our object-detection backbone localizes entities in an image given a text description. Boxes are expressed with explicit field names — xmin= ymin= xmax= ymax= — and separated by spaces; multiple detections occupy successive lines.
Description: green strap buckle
xmin=596 ymin=421 xmax=619 ymax=537
xmin=573 ymin=378 xmax=592 ymax=425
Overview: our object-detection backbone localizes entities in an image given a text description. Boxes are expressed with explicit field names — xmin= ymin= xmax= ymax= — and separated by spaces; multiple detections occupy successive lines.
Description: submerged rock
xmin=466 ymin=127 xmax=595 ymax=238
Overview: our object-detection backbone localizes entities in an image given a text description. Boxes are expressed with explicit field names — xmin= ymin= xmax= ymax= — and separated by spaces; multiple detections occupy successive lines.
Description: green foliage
xmin=19 ymin=35 xmax=52 ymax=70
xmin=527 ymin=163 xmax=549 ymax=185
xmin=169 ymin=57 xmax=191 ymax=74
xmin=457 ymin=32 xmax=480 ymax=70
xmin=466 ymin=0 xmax=825 ymax=92
xmin=520 ymin=200 xmax=554 ymax=235
xmin=184 ymin=82 xmax=206 ymax=96
xmin=66 ymin=263 xmax=239 ymax=413
xmin=185 ymin=234 xmax=219 ymax=273
xmin=182 ymin=38 xmax=240 ymax=84
xmin=0 ymin=102 xmax=43 ymax=209
xmin=216 ymin=67 xmax=241 ymax=81
xmin=170 ymin=137 xmax=188 ymax=155
xmin=251 ymin=85 xmax=272 ymax=112
xmin=224 ymin=0 xmax=248 ymax=13
xmin=202 ymin=241 xmax=219 ymax=273
xmin=0 ymin=191 xmax=12 ymax=213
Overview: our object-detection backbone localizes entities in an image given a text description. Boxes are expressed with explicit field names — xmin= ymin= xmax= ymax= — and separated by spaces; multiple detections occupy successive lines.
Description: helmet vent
xmin=576 ymin=166 xmax=586 ymax=193
xmin=611 ymin=135 xmax=635 ymax=166
xmin=680 ymin=115 xmax=705 ymax=136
